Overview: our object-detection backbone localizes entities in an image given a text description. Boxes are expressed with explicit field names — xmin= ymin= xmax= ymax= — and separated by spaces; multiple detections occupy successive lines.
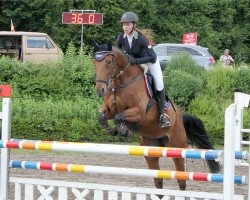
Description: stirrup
xmin=159 ymin=114 xmax=171 ymax=128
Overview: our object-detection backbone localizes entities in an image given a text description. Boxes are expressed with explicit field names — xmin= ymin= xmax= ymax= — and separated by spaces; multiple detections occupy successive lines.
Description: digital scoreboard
xmin=62 ymin=12 xmax=103 ymax=25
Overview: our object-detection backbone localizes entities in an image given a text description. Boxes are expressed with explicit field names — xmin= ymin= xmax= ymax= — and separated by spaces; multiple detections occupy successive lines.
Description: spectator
xmin=219 ymin=49 xmax=234 ymax=68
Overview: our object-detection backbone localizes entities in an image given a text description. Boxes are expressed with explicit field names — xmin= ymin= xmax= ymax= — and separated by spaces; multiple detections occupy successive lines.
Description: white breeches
xmin=147 ymin=58 xmax=164 ymax=91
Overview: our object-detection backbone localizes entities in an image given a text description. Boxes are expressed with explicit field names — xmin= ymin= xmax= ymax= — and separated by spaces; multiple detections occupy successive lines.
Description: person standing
xmin=219 ymin=49 xmax=234 ymax=68
xmin=115 ymin=11 xmax=171 ymax=128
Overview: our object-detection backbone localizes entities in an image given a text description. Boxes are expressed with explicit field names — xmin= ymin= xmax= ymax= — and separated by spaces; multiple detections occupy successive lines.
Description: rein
xmin=95 ymin=50 xmax=144 ymax=114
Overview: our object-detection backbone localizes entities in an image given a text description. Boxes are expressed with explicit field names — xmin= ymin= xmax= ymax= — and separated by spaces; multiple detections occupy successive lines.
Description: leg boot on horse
xmin=156 ymin=89 xmax=171 ymax=128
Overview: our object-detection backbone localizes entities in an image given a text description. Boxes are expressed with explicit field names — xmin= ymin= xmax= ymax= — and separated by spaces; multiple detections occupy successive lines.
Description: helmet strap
xmin=129 ymin=22 xmax=136 ymax=35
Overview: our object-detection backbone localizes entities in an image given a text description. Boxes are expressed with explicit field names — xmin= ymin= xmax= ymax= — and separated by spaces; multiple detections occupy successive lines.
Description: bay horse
xmin=93 ymin=41 xmax=220 ymax=191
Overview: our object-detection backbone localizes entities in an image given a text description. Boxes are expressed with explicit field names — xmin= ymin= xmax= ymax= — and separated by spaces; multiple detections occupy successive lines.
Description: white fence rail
xmin=0 ymin=86 xmax=249 ymax=200
xmin=10 ymin=177 xmax=245 ymax=200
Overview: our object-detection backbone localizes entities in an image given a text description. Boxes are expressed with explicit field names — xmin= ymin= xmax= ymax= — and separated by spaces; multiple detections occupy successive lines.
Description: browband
xmin=94 ymin=51 xmax=113 ymax=61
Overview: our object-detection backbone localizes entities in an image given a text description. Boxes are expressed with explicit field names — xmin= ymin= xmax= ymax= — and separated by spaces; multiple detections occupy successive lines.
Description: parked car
xmin=153 ymin=43 xmax=215 ymax=70
xmin=0 ymin=31 xmax=63 ymax=63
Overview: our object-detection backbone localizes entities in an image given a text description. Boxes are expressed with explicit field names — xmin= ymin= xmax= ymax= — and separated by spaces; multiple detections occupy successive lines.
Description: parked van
xmin=0 ymin=31 xmax=63 ymax=63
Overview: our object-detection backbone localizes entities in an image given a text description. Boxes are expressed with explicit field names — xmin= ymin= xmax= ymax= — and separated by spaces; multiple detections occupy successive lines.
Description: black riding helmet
xmin=120 ymin=12 xmax=139 ymax=24
xmin=120 ymin=12 xmax=138 ymax=35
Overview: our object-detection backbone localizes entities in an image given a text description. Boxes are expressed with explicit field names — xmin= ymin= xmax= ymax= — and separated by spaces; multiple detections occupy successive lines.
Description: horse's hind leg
xmin=140 ymin=137 xmax=163 ymax=189
xmin=172 ymin=158 xmax=186 ymax=190
xmin=144 ymin=156 xmax=163 ymax=189
xmin=170 ymin=122 xmax=187 ymax=190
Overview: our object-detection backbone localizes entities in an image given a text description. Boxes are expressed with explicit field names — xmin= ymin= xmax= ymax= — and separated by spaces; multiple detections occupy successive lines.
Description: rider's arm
xmin=229 ymin=55 xmax=234 ymax=62
xmin=135 ymin=36 xmax=157 ymax=64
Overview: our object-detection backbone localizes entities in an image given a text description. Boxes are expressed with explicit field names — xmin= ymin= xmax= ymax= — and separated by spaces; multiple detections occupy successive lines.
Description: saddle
xmin=141 ymin=68 xmax=170 ymax=112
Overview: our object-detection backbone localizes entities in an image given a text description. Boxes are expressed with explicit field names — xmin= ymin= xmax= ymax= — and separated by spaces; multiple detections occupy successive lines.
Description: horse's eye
xmin=107 ymin=60 xmax=112 ymax=65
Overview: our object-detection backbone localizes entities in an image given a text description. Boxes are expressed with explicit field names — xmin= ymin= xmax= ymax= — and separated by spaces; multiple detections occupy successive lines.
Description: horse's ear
xmin=107 ymin=41 xmax=112 ymax=51
xmin=92 ymin=40 xmax=99 ymax=52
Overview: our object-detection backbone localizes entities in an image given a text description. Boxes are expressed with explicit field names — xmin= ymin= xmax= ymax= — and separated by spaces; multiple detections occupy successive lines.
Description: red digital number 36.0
xmin=62 ymin=12 xmax=103 ymax=25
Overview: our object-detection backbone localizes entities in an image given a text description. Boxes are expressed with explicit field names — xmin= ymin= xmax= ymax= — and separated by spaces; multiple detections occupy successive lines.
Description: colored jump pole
xmin=1 ymin=139 xmax=249 ymax=160
xmin=0 ymin=140 xmax=222 ymax=159
xmin=10 ymin=160 xmax=246 ymax=185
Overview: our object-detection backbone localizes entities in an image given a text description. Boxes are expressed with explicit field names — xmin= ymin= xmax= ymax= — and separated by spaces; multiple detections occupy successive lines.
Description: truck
xmin=0 ymin=31 xmax=63 ymax=63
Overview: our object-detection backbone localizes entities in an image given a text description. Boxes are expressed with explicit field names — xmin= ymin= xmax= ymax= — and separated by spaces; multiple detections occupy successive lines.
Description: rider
xmin=115 ymin=11 xmax=171 ymax=128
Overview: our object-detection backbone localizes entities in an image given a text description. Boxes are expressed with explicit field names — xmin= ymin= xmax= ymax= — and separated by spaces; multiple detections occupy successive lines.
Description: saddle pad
xmin=144 ymin=75 xmax=170 ymax=110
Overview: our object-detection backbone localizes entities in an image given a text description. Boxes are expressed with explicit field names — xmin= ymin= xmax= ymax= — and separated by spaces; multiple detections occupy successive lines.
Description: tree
xmin=152 ymin=0 xmax=249 ymax=62
xmin=0 ymin=0 xmax=249 ymax=62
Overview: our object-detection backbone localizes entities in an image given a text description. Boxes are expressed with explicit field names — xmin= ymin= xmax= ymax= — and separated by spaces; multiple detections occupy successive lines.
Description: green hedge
xmin=12 ymin=97 xmax=101 ymax=141
xmin=0 ymin=44 xmax=138 ymax=143
xmin=11 ymin=97 xmax=137 ymax=143
xmin=0 ymin=43 xmax=96 ymax=100
xmin=189 ymin=65 xmax=250 ymax=145
xmin=163 ymin=54 xmax=249 ymax=145
xmin=0 ymin=50 xmax=249 ymax=145
xmin=164 ymin=53 xmax=206 ymax=109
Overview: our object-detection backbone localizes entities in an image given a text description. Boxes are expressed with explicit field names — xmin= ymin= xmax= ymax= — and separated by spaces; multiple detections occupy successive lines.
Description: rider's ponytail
xmin=135 ymin=28 xmax=156 ymax=45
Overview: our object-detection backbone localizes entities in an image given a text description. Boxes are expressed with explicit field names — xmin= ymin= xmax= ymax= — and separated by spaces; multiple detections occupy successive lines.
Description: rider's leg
xmin=147 ymin=58 xmax=171 ymax=127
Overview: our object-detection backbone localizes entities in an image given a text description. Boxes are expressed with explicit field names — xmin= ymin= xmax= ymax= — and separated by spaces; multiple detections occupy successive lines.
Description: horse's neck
xmin=114 ymin=48 xmax=143 ymax=81
xmin=113 ymin=65 xmax=142 ymax=92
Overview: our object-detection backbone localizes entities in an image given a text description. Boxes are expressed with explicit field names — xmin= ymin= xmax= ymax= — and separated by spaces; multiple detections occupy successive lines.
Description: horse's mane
xmin=112 ymin=46 xmax=128 ymax=62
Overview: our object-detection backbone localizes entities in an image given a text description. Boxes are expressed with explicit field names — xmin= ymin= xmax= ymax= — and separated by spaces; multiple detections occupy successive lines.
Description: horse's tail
xmin=183 ymin=114 xmax=221 ymax=173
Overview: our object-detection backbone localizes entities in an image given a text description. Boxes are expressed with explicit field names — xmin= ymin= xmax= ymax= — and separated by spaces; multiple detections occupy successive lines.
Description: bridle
xmin=94 ymin=50 xmax=144 ymax=113
xmin=95 ymin=51 xmax=130 ymax=86
xmin=94 ymin=50 xmax=144 ymax=91
xmin=95 ymin=51 xmax=115 ymax=85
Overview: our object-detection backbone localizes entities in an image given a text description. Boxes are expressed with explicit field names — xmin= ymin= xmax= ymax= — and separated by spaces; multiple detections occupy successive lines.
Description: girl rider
xmin=115 ymin=11 xmax=171 ymax=128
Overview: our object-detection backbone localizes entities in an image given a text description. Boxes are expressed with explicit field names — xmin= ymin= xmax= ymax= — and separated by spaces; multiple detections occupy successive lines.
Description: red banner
xmin=182 ymin=32 xmax=197 ymax=45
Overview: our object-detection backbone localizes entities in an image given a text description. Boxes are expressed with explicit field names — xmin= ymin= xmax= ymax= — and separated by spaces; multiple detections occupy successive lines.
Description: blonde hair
xmin=135 ymin=28 xmax=156 ymax=45
xmin=224 ymin=49 xmax=229 ymax=54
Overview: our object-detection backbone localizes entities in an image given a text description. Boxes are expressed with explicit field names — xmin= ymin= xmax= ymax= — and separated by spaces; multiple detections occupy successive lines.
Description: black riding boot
xmin=156 ymin=89 xmax=171 ymax=128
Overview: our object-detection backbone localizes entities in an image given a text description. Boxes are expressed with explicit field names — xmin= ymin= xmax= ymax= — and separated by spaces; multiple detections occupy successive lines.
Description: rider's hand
xmin=128 ymin=56 xmax=138 ymax=65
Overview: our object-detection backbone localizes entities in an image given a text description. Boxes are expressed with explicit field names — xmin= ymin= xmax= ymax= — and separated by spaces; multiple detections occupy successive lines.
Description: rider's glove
xmin=128 ymin=56 xmax=138 ymax=65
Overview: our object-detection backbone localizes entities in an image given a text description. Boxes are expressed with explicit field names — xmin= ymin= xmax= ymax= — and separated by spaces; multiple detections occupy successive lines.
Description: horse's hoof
xmin=120 ymin=129 xmax=129 ymax=137
xmin=98 ymin=113 xmax=106 ymax=125
xmin=178 ymin=180 xmax=186 ymax=190
xmin=114 ymin=113 xmax=125 ymax=124
xmin=115 ymin=124 xmax=129 ymax=137
xmin=107 ymin=127 xmax=118 ymax=136
xmin=154 ymin=178 xmax=163 ymax=189
xmin=156 ymin=194 xmax=164 ymax=200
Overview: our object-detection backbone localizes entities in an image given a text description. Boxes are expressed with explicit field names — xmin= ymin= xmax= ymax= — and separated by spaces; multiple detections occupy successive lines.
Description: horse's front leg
xmin=98 ymin=108 xmax=117 ymax=136
xmin=114 ymin=107 xmax=142 ymax=136
xmin=114 ymin=106 xmax=142 ymax=123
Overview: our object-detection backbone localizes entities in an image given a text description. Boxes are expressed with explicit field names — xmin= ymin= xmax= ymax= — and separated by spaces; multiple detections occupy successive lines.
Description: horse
xmin=92 ymin=41 xmax=220 ymax=191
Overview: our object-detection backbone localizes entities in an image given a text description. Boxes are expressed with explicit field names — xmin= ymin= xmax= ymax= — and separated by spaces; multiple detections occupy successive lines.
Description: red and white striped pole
xmin=0 ymin=85 xmax=12 ymax=200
